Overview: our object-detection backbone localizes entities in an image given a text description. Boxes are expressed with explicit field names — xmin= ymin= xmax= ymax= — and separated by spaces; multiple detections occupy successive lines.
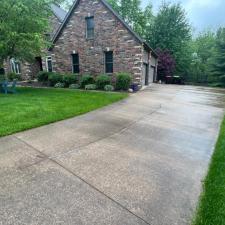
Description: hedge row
xmin=37 ymin=72 xmax=132 ymax=91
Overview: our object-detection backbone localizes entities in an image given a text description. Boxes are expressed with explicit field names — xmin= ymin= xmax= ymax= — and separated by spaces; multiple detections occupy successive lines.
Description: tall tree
xmin=210 ymin=27 xmax=225 ymax=86
xmin=149 ymin=2 xmax=191 ymax=75
xmin=107 ymin=0 xmax=146 ymax=36
xmin=0 ymin=0 xmax=60 ymax=67
xmin=188 ymin=30 xmax=216 ymax=83
xmin=143 ymin=2 xmax=155 ymax=42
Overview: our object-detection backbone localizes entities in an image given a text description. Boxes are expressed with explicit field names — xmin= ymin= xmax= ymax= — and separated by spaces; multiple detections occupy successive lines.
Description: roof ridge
xmin=51 ymin=0 xmax=157 ymax=57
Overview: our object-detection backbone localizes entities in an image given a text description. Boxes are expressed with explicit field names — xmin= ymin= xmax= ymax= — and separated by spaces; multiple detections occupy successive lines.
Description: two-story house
xmin=44 ymin=0 xmax=158 ymax=86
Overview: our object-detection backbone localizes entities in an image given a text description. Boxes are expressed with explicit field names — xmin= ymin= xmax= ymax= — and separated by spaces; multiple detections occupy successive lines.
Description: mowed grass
xmin=0 ymin=87 xmax=128 ymax=137
xmin=193 ymin=115 xmax=225 ymax=225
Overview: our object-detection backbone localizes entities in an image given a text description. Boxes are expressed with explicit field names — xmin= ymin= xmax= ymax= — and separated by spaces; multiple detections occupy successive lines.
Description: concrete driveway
xmin=1 ymin=85 xmax=225 ymax=225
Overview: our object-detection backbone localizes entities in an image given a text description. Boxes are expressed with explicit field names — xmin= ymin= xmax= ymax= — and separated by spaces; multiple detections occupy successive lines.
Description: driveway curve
xmin=0 ymin=84 xmax=225 ymax=225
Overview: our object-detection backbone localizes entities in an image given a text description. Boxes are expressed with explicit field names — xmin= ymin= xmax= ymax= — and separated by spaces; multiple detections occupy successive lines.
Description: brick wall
xmin=48 ymin=0 xmax=144 ymax=84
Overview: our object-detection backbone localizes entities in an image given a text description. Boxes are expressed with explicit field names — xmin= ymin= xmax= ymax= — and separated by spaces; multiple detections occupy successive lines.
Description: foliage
xmin=192 ymin=116 xmax=225 ymax=225
xmin=54 ymin=82 xmax=65 ymax=88
xmin=210 ymin=28 xmax=225 ymax=87
xmin=0 ymin=87 xmax=128 ymax=137
xmin=104 ymin=85 xmax=114 ymax=92
xmin=63 ymin=74 xmax=78 ymax=87
xmin=80 ymin=75 xmax=95 ymax=88
xmin=187 ymin=31 xmax=216 ymax=84
xmin=0 ymin=74 xmax=6 ymax=82
xmin=69 ymin=83 xmax=80 ymax=89
xmin=107 ymin=0 xmax=147 ymax=36
xmin=96 ymin=74 xmax=111 ymax=90
xmin=156 ymin=49 xmax=176 ymax=81
xmin=48 ymin=73 xmax=63 ymax=86
xmin=116 ymin=72 xmax=131 ymax=91
xmin=37 ymin=71 xmax=51 ymax=83
xmin=149 ymin=2 xmax=191 ymax=75
xmin=7 ymin=72 xmax=21 ymax=81
xmin=85 ymin=84 xmax=97 ymax=90
xmin=0 ymin=0 xmax=61 ymax=67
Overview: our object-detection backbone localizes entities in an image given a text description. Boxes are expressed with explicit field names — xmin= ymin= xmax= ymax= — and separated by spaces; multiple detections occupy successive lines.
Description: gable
xmin=51 ymin=0 xmax=157 ymax=57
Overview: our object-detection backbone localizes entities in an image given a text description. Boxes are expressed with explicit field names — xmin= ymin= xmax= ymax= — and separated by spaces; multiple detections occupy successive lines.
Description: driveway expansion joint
xmin=13 ymin=135 xmax=153 ymax=225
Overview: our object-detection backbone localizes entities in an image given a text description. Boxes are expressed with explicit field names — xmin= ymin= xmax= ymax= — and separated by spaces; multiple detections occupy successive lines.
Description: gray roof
xmin=51 ymin=4 xmax=67 ymax=22
xmin=51 ymin=0 xmax=157 ymax=57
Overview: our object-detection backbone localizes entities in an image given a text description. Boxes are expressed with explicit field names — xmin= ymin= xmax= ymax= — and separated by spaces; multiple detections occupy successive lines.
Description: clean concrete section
xmin=0 ymin=85 xmax=225 ymax=225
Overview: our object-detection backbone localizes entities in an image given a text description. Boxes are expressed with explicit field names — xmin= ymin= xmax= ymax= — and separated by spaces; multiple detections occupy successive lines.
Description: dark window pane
xmin=47 ymin=60 xmax=52 ymax=72
xmin=86 ymin=17 xmax=94 ymax=38
xmin=105 ymin=51 xmax=113 ymax=73
xmin=72 ymin=54 xmax=79 ymax=64
xmin=105 ymin=52 xmax=113 ymax=63
xmin=87 ymin=17 xmax=94 ymax=29
xmin=106 ymin=63 xmax=113 ymax=73
xmin=73 ymin=65 xmax=80 ymax=73
xmin=72 ymin=54 xmax=80 ymax=73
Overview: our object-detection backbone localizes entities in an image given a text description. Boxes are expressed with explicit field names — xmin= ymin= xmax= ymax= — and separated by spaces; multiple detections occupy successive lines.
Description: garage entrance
xmin=142 ymin=63 xmax=149 ymax=86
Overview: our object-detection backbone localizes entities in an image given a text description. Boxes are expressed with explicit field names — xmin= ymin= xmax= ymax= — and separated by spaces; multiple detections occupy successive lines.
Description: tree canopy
xmin=0 ymin=0 xmax=61 ymax=66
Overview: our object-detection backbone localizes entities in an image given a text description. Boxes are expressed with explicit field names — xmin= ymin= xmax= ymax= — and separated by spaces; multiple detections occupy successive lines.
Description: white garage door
xmin=149 ymin=66 xmax=155 ymax=83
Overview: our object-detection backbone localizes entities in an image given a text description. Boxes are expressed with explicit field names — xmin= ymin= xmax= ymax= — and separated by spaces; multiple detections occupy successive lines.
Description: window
xmin=86 ymin=16 xmax=94 ymax=39
xmin=10 ymin=58 xmax=21 ymax=74
xmin=72 ymin=54 xmax=80 ymax=73
xmin=105 ymin=51 xmax=113 ymax=73
xmin=46 ymin=56 xmax=53 ymax=72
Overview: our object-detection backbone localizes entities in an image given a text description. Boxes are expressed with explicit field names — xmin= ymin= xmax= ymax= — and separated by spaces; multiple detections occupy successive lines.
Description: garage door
xmin=149 ymin=66 xmax=155 ymax=83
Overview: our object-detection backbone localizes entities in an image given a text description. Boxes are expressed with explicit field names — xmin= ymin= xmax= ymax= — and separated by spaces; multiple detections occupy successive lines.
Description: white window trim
xmin=46 ymin=56 xmax=53 ymax=72
xmin=10 ymin=58 xmax=21 ymax=74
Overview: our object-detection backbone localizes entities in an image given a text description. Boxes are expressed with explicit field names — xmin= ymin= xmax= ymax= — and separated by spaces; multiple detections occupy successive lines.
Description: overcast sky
xmin=141 ymin=0 xmax=225 ymax=33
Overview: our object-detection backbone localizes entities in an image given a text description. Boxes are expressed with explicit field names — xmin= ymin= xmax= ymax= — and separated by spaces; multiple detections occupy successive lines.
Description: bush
xmin=7 ymin=72 xmax=21 ymax=81
xmin=116 ymin=72 xmax=132 ymax=91
xmin=54 ymin=82 xmax=65 ymax=88
xmin=63 ymin=74 xmax=78 ymax=87
xmin=37 ymin=71 xmax=50 ymax=83
xmin=80 ymin=75 xmax=95 ymax=88
xmin=104 ymin=85 xmax=114 ymax=92
xmin=96 ymin=74 xmax=111 ymax=90
xmin=48 ymin=73 xmax=63 ymax=86
xmin=69 ymin=83 xmax=80 ymax=89
xmin=85 ymin=84 xmax=97 ymax=90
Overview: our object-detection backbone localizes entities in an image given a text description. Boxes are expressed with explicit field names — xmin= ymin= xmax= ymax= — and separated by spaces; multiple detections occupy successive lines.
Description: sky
xmin=141 ymin=0 xmax=225 ymax=33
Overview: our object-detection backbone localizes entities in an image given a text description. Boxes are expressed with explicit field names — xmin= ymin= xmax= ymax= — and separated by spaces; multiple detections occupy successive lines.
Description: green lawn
xmin=0 ymin=87 xmax=128 ymax=137
xmin=193 ymin=115 xmax=225 ymax=225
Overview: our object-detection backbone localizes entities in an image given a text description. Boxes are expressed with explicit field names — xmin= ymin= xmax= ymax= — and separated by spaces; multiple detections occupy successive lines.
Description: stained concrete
xmin=0 ymin=84 xmax=225 ymax=225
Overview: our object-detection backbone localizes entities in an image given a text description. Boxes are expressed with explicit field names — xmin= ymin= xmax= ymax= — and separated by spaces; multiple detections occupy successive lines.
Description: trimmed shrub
xmin=54 ymin=82 xmax=65 ymax=88
xmin=48 ymin=73 xmax=63 ymax=86
xmin=96 ymin=74 xmax=111 ymax=90
xmin=85 ymin=84 xmax=97 ymax=90
xmin=63 ymin=74 xmax=78 ymax=87
xmin=104 ymin=85 xmax=114 ymax=92
xmin=69 ymin=83 xmax=80 ymax=89
xmin=7 ymin=72 xmax=21 ymax=81
xmin=80 ymin=75 xmax=95 ymax=88
xmin=116 ymin=72 xmax=131 ymax=91
xmin=37 ymin=71 xmax=50 ymax=83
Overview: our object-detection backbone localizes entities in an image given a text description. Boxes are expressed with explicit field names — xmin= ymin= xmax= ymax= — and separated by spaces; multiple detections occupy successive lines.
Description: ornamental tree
xmin=0 ymin=0 xmax=61 ymax=67
xmin=156 ymin=48 xmax=176 ymax=81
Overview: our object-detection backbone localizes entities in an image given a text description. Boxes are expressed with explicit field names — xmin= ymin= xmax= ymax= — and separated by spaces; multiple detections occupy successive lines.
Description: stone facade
xmin=46 ymin=0 xmax=157 ymax=86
